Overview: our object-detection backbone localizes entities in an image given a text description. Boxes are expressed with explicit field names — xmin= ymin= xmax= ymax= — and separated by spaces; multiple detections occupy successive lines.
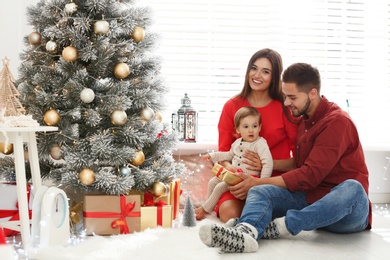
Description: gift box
xmin=0 ymin=183 xmax=32 ymax=236
xmin=140 ymin=201 xmax=172 ymax=231
xmin=83 ymin=194 xmax=141 ymax=235
xmin=156 ymin=178 xmax=181 ymax=219
xmin=211 ymin=163 xmax=243 ymax=185
xmin=129 ymin=178 xmax=181 ymax=220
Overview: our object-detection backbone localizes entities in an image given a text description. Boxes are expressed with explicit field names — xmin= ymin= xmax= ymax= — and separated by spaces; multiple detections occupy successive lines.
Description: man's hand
xmin=242 ymin=150 xmax=262 ymax=172
xmin=227 ymin=171 xmax=258 ymax=200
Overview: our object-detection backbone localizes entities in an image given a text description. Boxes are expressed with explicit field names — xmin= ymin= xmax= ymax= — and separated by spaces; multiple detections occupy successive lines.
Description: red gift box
xmin=0 ymin=184 xmax=32 ymax=236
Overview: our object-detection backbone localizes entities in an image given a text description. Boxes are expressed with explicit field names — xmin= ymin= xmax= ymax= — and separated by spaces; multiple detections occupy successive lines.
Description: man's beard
xmin=291 ymin=97 xmax=311 ymax=117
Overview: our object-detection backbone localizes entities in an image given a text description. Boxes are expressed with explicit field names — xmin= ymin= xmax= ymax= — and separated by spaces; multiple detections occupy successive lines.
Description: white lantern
xmin=173 ymin=93 xmax=197 ymax=142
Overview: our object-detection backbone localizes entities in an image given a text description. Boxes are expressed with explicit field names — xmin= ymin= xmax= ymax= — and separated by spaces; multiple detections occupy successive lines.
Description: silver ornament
xmin=120 ymin=165 xmax=131 ymax=176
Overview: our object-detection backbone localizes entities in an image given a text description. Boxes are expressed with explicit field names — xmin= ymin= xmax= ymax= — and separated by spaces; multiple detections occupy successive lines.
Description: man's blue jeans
xmin=238 ymin=179 xmax=369 ymax=238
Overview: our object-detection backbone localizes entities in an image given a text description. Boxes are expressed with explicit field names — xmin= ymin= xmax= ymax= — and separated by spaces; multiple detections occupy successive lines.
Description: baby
xmin=195 ymin=106 xmax=273 ymax=220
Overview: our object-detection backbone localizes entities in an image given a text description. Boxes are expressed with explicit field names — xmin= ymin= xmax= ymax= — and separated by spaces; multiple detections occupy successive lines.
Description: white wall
xmin=0 ymin=0 xmax=39 ymax=77
xmin=1 ymin=1 xmax=389 ymax=203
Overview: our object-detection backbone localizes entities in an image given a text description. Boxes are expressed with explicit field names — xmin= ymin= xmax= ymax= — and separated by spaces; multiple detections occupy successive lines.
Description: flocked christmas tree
xmin=182 ymin=195 xmax=196 ymax=227
xmin=8 ymin=0 xmax=185 ymax=196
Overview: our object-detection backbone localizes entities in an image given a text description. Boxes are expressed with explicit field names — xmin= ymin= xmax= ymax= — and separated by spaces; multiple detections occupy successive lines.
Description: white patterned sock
xmin=262 ymin=217 xmax=289 ymax=239
xmin=199 ymin=223 xmax=258 ymax=253
xmin=224 ymin=218 xmax=238 ymax=227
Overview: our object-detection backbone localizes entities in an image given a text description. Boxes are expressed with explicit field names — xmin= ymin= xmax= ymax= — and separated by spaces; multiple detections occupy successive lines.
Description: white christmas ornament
xmin=45 ymin=40 xmax=58 ymax=54
xmin=80 ymin=88 xmax=95 ymax=103
xmin=141 ymin=107 xmax=155 ymax=121
xmin=110 ymin=109 xmax=127 ymax=126
xmin=65 ymin=2 xmax=78 ymax=15
xmin=94 ymin=20 xmax=110 ymax=35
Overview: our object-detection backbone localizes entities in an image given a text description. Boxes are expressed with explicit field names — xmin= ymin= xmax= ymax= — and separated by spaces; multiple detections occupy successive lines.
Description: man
xmin=198 ymin=63 xmax=371 ymax=253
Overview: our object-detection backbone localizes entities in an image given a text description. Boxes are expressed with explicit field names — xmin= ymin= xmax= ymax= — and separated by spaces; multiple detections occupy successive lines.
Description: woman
xmin=216 ymin=48 xmax=299 ymax=222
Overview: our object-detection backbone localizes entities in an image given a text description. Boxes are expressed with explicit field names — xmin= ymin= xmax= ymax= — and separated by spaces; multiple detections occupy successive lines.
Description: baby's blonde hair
xmin=234 ymin=106 xmax=261 ymax=128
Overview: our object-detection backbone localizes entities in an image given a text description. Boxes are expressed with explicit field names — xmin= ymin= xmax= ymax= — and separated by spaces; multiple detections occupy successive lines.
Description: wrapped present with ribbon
xmin=140 ymin=200 xmax=172 ymax=231
xmin=130 ymin=178 xmax=182 ymax=220
xmin=0 ymin=183 xmax=32 ymax=236
xmin=83 ymin=194 xmax=141 ymax=235
xmin=155 ymin=178 xmax=181 ymax=220
xmin=211 ymin=163 xmax=243 ymax=185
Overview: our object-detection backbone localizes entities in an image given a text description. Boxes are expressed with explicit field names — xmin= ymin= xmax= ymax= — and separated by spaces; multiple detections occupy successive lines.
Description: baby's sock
xmin=199 ymin=223 xmax=258 ymax=253
xmin=224 ymin=218 xmax=238 ymax=227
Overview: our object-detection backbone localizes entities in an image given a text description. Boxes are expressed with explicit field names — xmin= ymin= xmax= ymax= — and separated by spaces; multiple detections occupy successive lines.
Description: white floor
xmin=8 ymin=204 xmax=390 ymax=260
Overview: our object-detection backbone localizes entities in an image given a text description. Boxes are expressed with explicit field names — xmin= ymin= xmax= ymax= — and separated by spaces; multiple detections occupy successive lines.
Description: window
xmin=145 ymin=0 xmax=390 ymax=146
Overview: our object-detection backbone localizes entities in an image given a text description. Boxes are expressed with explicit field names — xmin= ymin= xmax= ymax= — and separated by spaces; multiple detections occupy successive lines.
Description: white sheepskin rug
xmin=30 ymin=217 xmax=222 ymax=260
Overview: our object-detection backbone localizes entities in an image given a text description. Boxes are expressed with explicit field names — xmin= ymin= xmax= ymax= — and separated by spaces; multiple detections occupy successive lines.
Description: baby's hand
xmin=200 ymin=154 xmax=211 ymax=161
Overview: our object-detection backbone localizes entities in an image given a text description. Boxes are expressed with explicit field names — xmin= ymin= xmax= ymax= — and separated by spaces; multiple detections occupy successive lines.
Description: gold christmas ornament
xmin=155 ymin=112 xmax=163 ymax=123
xmin=130 ymin=26 xmax=145 ymax=43
xmin=50 ymin=145 xmax=63 ymax=160
xmin=94 ymin=20 xmax=110 ymax=35
xmin=130 ymin=150 xmax=145 ymax=166
xmin=114 ymin=62 xmax=130 ymax=79
xmin=62 ymin=46 xmax=78 ymax=62
xmin=141 ymin=107 xmax=155 ymax=122
xmin=45 ymin=40 xmax=58 ymax=54
xmin=110 ymin=109 xmax=127 ymax=126
xmin=65 ymin=2 xmax=78 ymax=15
xmin=43 ymin=109 xmax=61 ymax=126
xmin=28 ymin=32 xmax=42 ymax=46
xmin=149 ymin=182 xmax=169 ymax=198
xmin=79 ymin=168 xmax=95 ymax=186
xmin=0 ymin=142 xmax=13 ymax=155
xmin=80 ymin=88 xmax=95 ymax=103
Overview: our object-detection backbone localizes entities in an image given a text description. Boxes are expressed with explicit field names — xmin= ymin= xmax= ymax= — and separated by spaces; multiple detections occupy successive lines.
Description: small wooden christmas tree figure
xmin=182 ymin=195 xmax=197 ymax=227
xmin=0 ymin=57 xmax=25 ymax=116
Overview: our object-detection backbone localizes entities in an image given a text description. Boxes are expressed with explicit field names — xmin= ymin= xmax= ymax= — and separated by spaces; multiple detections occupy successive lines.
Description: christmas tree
xmin=0 ymin=57 xmax=26 ymax=116
xmin=9 ymin=0 xmax=185 ymax=195
xmin=182 ymin=195 xmax=196 ymax=227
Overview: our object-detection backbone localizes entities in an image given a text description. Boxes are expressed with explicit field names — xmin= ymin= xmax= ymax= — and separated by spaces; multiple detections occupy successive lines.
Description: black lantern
xmin=173 ymin=93 xmax=197 ymax=142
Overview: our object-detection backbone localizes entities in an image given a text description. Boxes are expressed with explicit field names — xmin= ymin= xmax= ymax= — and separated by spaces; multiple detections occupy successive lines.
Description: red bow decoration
xmin=83 ymin=195 xmax=140 ymax=234
xmin=0 ymin=185 xmax=32 ymax=237
xmin=157 ymin=130 xmax=168 ymax=138
xmin=142 ymin=200 xmax=167 ymax=226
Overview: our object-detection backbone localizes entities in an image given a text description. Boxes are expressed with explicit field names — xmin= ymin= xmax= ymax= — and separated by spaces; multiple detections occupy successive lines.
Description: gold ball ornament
xmin=65 ymin=2 xmax=78 ymax=15
xmin=155 ymin=112 xmax=163 ymax=123
xmin=43 ymin=109 xmax=61 ymax=126
xmin=0 ymin=142 xmax=13 ymax=155
xmin=46 ymin=40 xmax=58 ymax=54
xmin=62 ymin=46 xmax=78 ymax=62
xmin=50 ymin=145 xmax=63 ymax=160
xmin=149 ymin=182 xmax=169 ymax=198
xmin=94 ymin=20 xmax=110 ymax=35
xmin=28 ymin=32 xmax=42 ymax=45
xmin=131 ymin=26 xmax=145 ymax=43
xmin=114 ymin=62 xmax=130 ymax=79
xmin=80 ymin=88 xmax=95 ymax=103
xmin=110 ymin=109 xmax=127 ymax=126
xmin=79 ymin=168 xmax=95 ymax=186
xmin=141 ymin=107 xmax=155 ymax=122
xmin=130 ymin=150 xmax=145 ymax=166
